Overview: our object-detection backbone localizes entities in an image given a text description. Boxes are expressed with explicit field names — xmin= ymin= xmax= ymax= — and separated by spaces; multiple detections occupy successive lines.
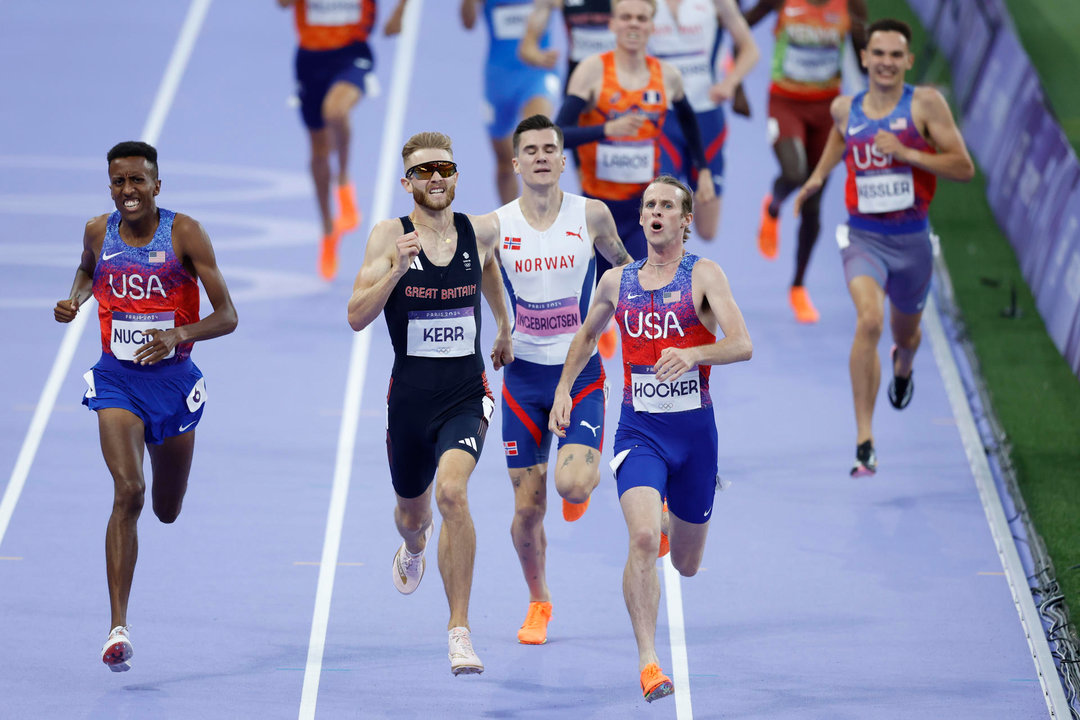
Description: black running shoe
xmin=887 ymin=345 xmax=914 ymax=410
xmin=851 ymin=440 xmax=877 ymax=477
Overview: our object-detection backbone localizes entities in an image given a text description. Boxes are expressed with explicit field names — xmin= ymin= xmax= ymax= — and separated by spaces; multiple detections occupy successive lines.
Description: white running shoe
xmin=101 ymin=625 xmax=133 ymax=672
xmin=392 ymin=523 xmax=433 ymax=594
xmin=448 ymin=626 xmax=484 ymax=676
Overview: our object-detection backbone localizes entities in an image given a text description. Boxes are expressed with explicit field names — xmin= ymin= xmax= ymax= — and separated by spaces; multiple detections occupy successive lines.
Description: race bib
xmin=855 ymin=169 xmax=915 ymax=213
xmin=515 ymin=297 xmax=581 ymax=337
xmin=782 ymin=44 xmax=841 ymax=83
xmin=304 ymin=0 xmax=361 ymax=26
xmin=406 ymin=307 xmax=476 ymax=357
xmin=491 ymin=3 xmax=531 ymax=40
xmin=110 ymin=311 xmax=175 ymax=362
xmin=630 ymin=365 xmax=702 ymax=413
xmin=597 ymin=142 xmax=654 ymax=184
xmin=570 ymin=26 xmax=616 ymax=62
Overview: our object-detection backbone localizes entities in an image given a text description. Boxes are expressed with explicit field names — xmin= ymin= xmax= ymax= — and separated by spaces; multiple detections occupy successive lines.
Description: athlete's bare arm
xmin=460 ymin=0 xmax=480 ymax=29
xmin=132 ymin=214 xmax=239 ymax=365
xmin=653 ymin=259 xmax=752 ymax=383
xmin=470 ymin=212 xmax=515 ymax=369
xmin=519 ymin=0 xmax=560 ymax=69
xmin=585 ymin=198 xmax=632 ymax=267
xmin=347 ymin=220 xmax=419 ymax=331
xmin=848 ymin=0 xmax=869 ymax=55
xmin=54 ymin=215 xmax=107 ymax=324
xmin=874 ymin=87 xmax=974 ymax=182
xmin=383 ymin=0 xmax=412 ymax=35
xmin=793 ymin=95 xmax=852 ymax=215
xmin=710 ymin=0 xmax=760 ymax=104
xmin=742 ymin=0 xmax=782 ymax=27
xmin=565 ymin=54 xmax=602 ymax=109
xmin=548 ymin=267 xmax=620 ymax=437
xmin=661 ymin=60 xmax=716 ymax=204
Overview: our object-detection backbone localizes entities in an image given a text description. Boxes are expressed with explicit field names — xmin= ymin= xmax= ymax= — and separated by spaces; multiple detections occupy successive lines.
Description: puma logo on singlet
xmin=565 ymin=226 xmax=584 ymax=242
xmin=579 ymin=420 xmax=600 ymax=437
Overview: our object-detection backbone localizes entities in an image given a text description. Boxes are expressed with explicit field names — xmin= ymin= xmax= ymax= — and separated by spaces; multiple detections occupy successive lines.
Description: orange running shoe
xmin=640 ymin=663 xmax=674 ymax=702
xmin=757 ymin=195 xmax=779 ymax=260
xmin=318 ymin=231 xmax=341 ymax=281
xmin=335 ymin=183 xmax=361 ymax=234
xmin=789 ymin=286 xmax=820 ymax=324
xmin=516 ymin=601 xmax=553 ymax=645
xmin=658 ymin=501 xmax=670 ymax=558
xmin=562 ymin=496 xmax=590 ymax=522
xmin=598 ymin=320 xmax=618 ymax=359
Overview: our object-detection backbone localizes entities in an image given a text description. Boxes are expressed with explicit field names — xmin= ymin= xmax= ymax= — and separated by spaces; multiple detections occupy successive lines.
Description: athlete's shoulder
xmin=910 ymin=84 xmax=948 ymax=110
xmin=467 ymin=211 xmax=501 ymax=247
xmin=831 ymin=94 xmax=854 ymax=120
xmin=170 ymin=211 xmax=201 ymax=234
xmin=369 ymin=217 xmax=408 ymax=250
xmin=690 ymin=255 xmax=726 ymax=283
xmin=85 ymin=213 xmax=110 ymax=237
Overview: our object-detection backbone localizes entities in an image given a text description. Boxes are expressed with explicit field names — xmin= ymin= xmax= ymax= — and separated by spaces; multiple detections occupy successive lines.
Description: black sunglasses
xmin=405 ymin=160 xmax=458 ymax=180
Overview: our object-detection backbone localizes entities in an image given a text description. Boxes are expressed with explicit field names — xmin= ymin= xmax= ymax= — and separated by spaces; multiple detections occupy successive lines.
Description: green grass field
xmin=1003 ymin=0 xmax=1080 ymax=153
xmin=868 ymin=0 xmax=1080 ymax=623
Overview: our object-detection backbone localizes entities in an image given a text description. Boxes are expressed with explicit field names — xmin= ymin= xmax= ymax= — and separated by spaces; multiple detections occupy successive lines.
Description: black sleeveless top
xmin=383 ymin=213 xmax=485 ymax=387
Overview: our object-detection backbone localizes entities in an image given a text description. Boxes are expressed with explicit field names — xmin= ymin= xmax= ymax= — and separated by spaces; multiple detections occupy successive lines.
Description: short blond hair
xmin=401 ymin=131 xmax=453 ymax=165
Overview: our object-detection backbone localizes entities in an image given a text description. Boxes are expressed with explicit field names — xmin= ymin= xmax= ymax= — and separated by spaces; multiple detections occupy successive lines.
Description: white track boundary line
xmin=0 ymin=0 xmax=213 ymax=550
xmin=297 ymin=1 xmax=423 ymax=717
xmin=663 ymin=556 xmax=694 ymax=718
xmin=924 ymin=295 xmax=1071 ymax=718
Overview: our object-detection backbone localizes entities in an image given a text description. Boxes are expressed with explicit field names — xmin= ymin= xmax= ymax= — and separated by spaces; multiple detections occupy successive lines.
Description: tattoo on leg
xmin=561 ymin=454 xmax=574 ymax=468
xmin=586 ymin=449 xmax=595 ymax=465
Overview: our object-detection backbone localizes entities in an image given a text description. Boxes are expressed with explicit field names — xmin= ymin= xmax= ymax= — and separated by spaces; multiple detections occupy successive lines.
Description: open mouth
xmin=123 ymin=199 xmax=139 ymax=211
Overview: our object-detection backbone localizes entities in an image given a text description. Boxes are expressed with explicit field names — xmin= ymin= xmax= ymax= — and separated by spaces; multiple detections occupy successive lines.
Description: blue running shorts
xmin=838 ymin=223 xmax=934 ymax=315
xmin=610 ymin=406 xmax=719 ymax=524
xmin=82 ymin=353 xmax=206 ymax=445
xmin=658 ymin=106 xmax=726 ymax=196
xmin=294 ymin=41 xmax=375 ymax=130
xmin=501 ymin=354 xmax=606 ymax=468
xmin=483 ymin=66 xmax=559 ymax=140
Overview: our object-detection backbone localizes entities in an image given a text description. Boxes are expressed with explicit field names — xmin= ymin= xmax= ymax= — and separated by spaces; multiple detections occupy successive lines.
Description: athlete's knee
xmin=112 ymin=476 xmax=145 ymax=517
xmin=856 ymin=316 xmax=884 ymax=343
xmin=152 ymin=498 xmax=182 ymax=524
xmin=322 ymin=103 xmax=351 ymax=128
xmin=554 ymin=467 xmax=596 ymax=504
xmin=627 ymin=524 xmax=661 ymax=558
xmin=855 ymin=305 xmax=885 ymax=339
xmin=779 ymin=164 xmax=808 ymax=187
xmin=435 ymin=479 xmax=470 ymax=518
xmin=513 ymin=501 xmax=545 ymax=531
xmin=670 ymin=552 xmax=702 ymax=577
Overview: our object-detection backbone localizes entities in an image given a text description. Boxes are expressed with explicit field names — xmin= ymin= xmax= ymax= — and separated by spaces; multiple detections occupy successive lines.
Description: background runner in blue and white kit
xmin=463 ymin=0 xmax=561 ymax=204
xmin=650 ymin=0 xmax=759 ymax=240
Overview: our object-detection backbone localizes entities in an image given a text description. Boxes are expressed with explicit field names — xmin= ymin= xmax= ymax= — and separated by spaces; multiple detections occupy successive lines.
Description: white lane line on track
xmin=924 ymin=296 xmax=1071 ymax=718
xmin=0 ymin=0 xmax=213 ymax=551
xmin=663 ymin=556 xmax=694 ymax=718
xmin=297 ymin=1 xmax=424 ymax=717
